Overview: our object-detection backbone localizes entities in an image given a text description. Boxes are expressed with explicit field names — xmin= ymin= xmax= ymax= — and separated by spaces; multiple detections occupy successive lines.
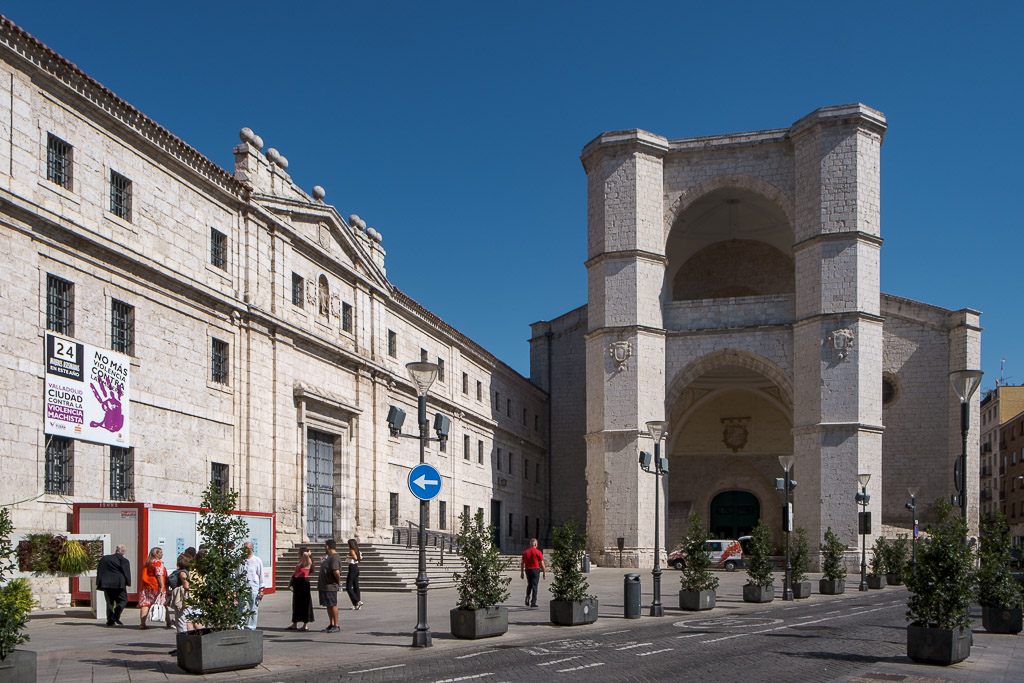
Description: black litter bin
xmin=624 ymin=573 xmax=641 ymax=619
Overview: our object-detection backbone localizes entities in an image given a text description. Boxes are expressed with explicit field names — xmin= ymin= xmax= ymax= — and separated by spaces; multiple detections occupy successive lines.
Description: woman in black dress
xmin=287 ymin=547 xmax=314 ymax=630
xmin=346 ymin=539 xmax=362 ymax=610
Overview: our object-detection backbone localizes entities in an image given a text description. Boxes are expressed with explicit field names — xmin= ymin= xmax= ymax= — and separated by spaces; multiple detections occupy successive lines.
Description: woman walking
xmin=138 ymin=547 xmax=166 ymax=629
xmin=345 ymin=539 xmax=362 ymax=610
xmin=287 ymin=547 xmax=314 ymax=630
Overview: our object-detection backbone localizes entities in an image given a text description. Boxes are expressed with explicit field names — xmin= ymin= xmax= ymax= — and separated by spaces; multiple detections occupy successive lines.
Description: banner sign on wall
xmin=44 ymin=332 xmax=131 ymax=447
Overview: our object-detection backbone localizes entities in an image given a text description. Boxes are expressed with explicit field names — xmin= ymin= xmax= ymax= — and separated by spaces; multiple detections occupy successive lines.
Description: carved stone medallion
xmin=608 ymin=340 xmax=633 ymax=372
xmin=828 ymin=328 xmax=855 ymax=361
xmin=721 ymin=417 xmax=751 ymax=453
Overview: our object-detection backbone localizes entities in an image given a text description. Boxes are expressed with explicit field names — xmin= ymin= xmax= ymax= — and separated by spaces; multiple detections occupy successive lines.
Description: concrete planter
xmin=679 ymin=589 xmax=716 ymax=611
xmin=906 ymin=624 xmax=971 ymax=665
xmin=866 ymin=575 xmax=885 ymax=589
xmin=819 ymin=578 xmax=845 ymax=595
xmin=450 ymin=606 xmax=508 ymax=639
xmin=0 ymin=649 xmax=36 ymax=683
xmin=176 ymin=629 xmax=263 ymax=674
xmin=550 ymin=598 xmax=599 ymax=626
xmin=742 ymin=583 xmax=774 ymax=603
xmin=885 ymin=572 xmax=903 ymax=586
xmin=792 ymin=581 xmax=812 ymax=599
xmin=981 ymin=606 xmax=1023 ymax=634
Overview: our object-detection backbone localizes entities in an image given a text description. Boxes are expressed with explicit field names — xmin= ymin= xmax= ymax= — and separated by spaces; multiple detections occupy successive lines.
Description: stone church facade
xmin=531 ymin=105 xmax=981 ymax=566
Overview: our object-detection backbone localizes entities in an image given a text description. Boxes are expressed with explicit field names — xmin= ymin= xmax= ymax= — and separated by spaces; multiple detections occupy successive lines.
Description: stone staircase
xmin=275 ymin=543 xmax=465 ymax=593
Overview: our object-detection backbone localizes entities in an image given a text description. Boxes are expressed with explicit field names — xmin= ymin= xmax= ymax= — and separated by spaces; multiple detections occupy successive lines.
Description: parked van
xmin=668 ymin=538 xmax=745 ymax=571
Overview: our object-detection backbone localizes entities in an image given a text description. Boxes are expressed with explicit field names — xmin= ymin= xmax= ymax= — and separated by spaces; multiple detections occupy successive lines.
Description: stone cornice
xmin=793 ymin=230 xmax=884 ymax=252
xmin=584 ymin=249 xmax=667 ymax=269
xmin=584 ymin=324 xmax=666 ymax=342
xmin=792 ymin=422 xmax=885 ymax=435
xmin=789 ymin=103 xmax=888 ymax=143
xmin=580 ymin=129 xmax=670 ymax=172
xmin=793 ymin=311 xmax=886 ymax=327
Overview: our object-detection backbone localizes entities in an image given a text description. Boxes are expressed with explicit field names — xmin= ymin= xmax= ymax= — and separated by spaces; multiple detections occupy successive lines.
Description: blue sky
xmin=5 ymin=2 xmax=1021 ymax=390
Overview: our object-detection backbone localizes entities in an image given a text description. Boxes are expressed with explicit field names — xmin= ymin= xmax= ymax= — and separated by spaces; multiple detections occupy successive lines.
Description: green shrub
xmin=975 ymin=512 xmax=1023 ymax=609
xmin=744 ymin=520 xmax=774 ymax=588
xmin=869 ymin=536 xmax=887 ymax=576
xmin=453 ymin=511 xmax=511 ymax=611
xmin=549 ymin=519 xmax=593 ymax=602
xmin=820 ymin=527 xmax=847 ymax=581
xmin=678 ymin=511 xmax=718 ymax=593
xmin=882 ymin=534 xmax=910 ymax=580
xmin=791 ymin=527 xmax=810 ymax=584
xmin=1 ymin=507 xmax=33 ymax=660
xmin=905 ymin=500 xmax=975 ymax=629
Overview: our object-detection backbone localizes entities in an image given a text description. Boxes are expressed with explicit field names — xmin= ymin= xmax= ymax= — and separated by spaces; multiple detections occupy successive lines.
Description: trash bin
xmin=582 ymin=553 xmax=591 ymax=573
xmin=624 ymin=573 xmax=641 ymax=619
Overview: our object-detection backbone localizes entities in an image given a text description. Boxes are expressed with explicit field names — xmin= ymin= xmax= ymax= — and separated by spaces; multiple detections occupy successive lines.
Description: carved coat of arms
xmin=608 ymin=340 xmax=633 ymax=372
xmin=828 ymin=328 xmax=855 ymax=361
xmin=721 ymin=417 xmax=751 ymax=453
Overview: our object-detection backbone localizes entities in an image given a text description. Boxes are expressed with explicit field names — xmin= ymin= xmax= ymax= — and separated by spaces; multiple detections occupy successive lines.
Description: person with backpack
xmin=167 ymin=555 xmax=191 ymax=634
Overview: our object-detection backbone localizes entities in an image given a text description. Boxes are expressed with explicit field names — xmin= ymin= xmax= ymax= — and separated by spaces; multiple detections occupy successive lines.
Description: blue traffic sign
xmin=408 ymin=463 xmax=442 ymax=501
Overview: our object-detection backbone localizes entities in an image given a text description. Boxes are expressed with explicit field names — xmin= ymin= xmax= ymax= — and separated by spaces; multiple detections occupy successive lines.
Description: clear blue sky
xmin=5 ymin=2 xmax=1021 ymax=390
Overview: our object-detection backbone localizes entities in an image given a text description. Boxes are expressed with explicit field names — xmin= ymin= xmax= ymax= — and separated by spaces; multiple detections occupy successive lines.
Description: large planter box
xmin=906 ymin=624 xmax=971 ymax=665
xmin=450 ymin=606 xmax=508 ymax=639
xmin=742 ymin=583 xmax=774 ymax=603
xmin=0 ymin=650 xmax=36 ymax=683
xmin=550 ymin=598 xmax=599 ymax=626
xmin=885 ymin=572 xmax=903 ymax=586
xmin=866 ymin=575 xmax=885 ymax=589
xmin=981 ymin=605 xmax=1023 ymax=634
xmin=679 ymin=589 xmax=716 ymax=611
xmin=176 ymin=629 xmax=263 ymax=674
xmin=792 ymin=581 xmax=812 ymax=599
xmin=819 ymin=578 xmax=845 ymax=595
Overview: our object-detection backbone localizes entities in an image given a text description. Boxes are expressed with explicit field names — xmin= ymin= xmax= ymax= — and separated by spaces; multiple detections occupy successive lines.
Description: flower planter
xmin=550 ymin=598 xmax=598 ymax=626
xmin=981 ymin=606 xmax=1023 ymax=634
xmin=0 ymin=649 xmax=36 ymax=683
xmin=679 ymin=589 xmax=715 ymax=611
xmin=742 ymin=583 xmax=774 ymax=603
xmin=176 ymin=629 xmax=263 ymax=674
xmin=866 ymin=575 xmax=885 ymax=590
xmin=450 ymin=606 xmax=508 ymax=639
xmin=906 ymin=624 xmax=971 ymax=665
xmin=819 ymin=578 xmax=845 ymax=595
xmin=885 ymin=572 xmax=903 ymax=586
xmin=792 ymin=581 xmax=812 ymax=599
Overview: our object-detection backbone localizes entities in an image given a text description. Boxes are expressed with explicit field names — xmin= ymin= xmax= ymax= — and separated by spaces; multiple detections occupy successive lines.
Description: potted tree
xmin=742 ymin=521 xmax=774 ymax=603
xmin=450 ymin=511 xmax=511 ymax=639
xmin=678 ymin=511 xmax=718 ymax=610
xmin=790 ymin=527 xmax=812 ymax=599
xmin=867 ymin=537 xmax=887 ymax=589
xmin=905 ymin=500 xmax=975 ymax=665
xmin=819 ymin=527 xmax=847 ymax=595
xmin=549 ymin=520 xmax=598 ymax=625
xmin=0 ymin=507 xmax=36 ymax=683
xmin=884 ymin=534 xmax=909 ymax=586
xmin=176 ymin=484 xmax=262 ymax=674
xmin=976 ymin=512 xmax=1023 ymax=634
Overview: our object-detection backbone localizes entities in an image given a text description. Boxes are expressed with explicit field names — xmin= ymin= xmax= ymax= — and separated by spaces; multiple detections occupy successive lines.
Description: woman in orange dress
xmin=137 ymin=546 xmax=166 ymax=629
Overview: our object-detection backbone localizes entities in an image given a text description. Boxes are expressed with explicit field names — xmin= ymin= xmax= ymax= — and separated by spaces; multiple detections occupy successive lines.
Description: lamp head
xmin=778 ymin=455 xmax=795 ymax=473
xmin=406 ymin=362 xmax=438 ymax=396
xmin=857 ymin=473 xmax=871 ymax=489
xmin=949 ymin=369 xmax=983 ymax=403
xmin=646 ymin=420 xmax=668 ymax=442
xmin=907 ymin=486 xmax=918 ymax=498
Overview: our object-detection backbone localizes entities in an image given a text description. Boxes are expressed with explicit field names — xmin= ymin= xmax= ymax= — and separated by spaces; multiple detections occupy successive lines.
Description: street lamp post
xmin=906 ymin=487 xmax=918 ymax=566
xmin=407 ymin=361 xmax=438 ymax=648
xmin=642 ymin=420 xmax=669 ymax=617
xmin=856 ymin=473 xmax=871 ymax=592
xmin=779 ymin=455 xmax=795 ymax=601
xmin=949 ymin=370 xmax=983 ymax=540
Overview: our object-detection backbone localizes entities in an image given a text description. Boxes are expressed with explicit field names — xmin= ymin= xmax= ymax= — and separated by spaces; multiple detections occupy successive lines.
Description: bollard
xmin=624 ymin=573 xmax=641 ymax=619
xmin=582 ymin=553 xmax=591 ymax=573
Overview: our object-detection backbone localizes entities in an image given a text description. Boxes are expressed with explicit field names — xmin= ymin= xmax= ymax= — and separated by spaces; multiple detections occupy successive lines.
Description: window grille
xmin=476 ymin=381 xmax=482 ymax=401
xmin=507 ymin=398 xmax=511 ymax=417
xmin=463 ymin=435 xmax=470 ymax=460
xmin=211 ymin=462 xmax=229 ymax=493
xmin=109 ymin=170 xmax=132 ymax=220
xmin=46 ymin=274 xmax=73 ymax=334
xmin=45 ymin=437 xmax=72 ymax=495
xmin=387 ymin=330 xmax=397 ymax=357
xmin=525 ymin=459 xmax=529 ymax=480
xmin=389 ymin=492 xmax=399 ymax=526
xmin=292 ymin=273 xmax=304 ymax=307
xmin=508 ymin=513 xmax=513 ymax=537
xmin=462 ymin=373 xmax=468 ymax=394
xmin=523 ymin=408 xmax=527 ymax=425
xmin=46 ymin=134 xmax=72 ymax=188
xmin=438 ymin=501 xmax=447 ymax=530
xmin=110 ymin=447 xmax=134 ymax=501
xmin=210 ymin=228 xmax=227 ymax=269
xmin=477 ymin=440 xmax=483 ymax=464
xmin=211 ymin=338 xmax=229 ymax=384
xmin=438 ymin=358 xmax=445 ymax=382
xmin=111 ymin=299 xmax=134 ymax=355
xmin=342 ymin=302 xmax=353 ymax=332
xmin=508 ymin=452 xmax=513 ymax=475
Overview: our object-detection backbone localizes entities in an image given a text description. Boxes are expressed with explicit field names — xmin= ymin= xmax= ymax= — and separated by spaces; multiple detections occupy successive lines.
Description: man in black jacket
xmin=96 ymin=545 xmax=131 ymax=626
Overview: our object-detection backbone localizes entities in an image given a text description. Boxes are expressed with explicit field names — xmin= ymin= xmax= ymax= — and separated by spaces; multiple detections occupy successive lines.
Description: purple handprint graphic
xmin=90 ymin=375 xmax=124 ymax=432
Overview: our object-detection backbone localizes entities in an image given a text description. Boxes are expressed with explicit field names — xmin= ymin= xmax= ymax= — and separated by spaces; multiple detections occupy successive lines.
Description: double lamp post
xmin=639 ymin=420 xmax=669 ymax=617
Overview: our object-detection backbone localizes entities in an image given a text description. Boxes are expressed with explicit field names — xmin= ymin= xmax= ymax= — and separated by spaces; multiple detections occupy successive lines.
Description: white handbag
xmin=148 ymin=602 xmax=166 ymax=623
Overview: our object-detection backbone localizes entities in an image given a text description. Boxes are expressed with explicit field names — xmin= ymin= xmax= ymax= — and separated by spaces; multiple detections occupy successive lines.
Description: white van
xmin=668 ymin=538 xmax=745 ymax=571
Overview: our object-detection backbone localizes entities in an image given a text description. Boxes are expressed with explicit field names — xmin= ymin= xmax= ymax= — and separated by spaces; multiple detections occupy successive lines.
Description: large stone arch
xmin=664 ymin=174 xmax=795 ymax=246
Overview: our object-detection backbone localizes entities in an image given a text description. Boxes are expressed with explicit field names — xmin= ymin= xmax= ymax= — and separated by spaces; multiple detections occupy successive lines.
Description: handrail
xmin=391 ymin=521 xmax=462 ymax=565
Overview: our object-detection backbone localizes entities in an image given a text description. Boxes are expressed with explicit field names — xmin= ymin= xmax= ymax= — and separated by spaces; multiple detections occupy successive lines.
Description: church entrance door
xmin=710 ymin=491 xmax=759 ymax=539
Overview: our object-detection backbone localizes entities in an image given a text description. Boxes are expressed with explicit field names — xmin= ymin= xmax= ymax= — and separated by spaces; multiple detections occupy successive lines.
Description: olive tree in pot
xmin=883 ymin=535 xmax=909 ymax=586
xmin=742 ymin=521 xmax=775 ymax=603
xmin=451 ymin=511 xmax=512 ymax=639
xmin=819 ymin=527 xmax=847 ymax=595
xmin=177 ymin=484 xmax=261 ymax=675
xmin=790 ymin=527 xmax=812 ymax=599
xmin=549 ymin=520 xmax=597 ymax=625
xmin=867 ymin=537 xmax=887 ymax=589
xmin=0 ymin=507 xmax=36 ymax=683
xmin=905 ymin=500 xmax=975 ymax=666
xmin=976 ymin=512 xmax=1023 ymax=634
xmin=678 ymin=511 xmax=718 ymax=610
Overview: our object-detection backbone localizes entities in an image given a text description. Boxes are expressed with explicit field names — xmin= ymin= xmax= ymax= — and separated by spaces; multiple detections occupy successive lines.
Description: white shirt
xmin=241 ymin=555 xmax=265 ymax=591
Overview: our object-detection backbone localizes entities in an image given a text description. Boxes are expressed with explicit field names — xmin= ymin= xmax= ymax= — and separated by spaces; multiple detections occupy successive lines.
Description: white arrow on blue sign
xmin=408 ymin=463 xmax=442 ymax=501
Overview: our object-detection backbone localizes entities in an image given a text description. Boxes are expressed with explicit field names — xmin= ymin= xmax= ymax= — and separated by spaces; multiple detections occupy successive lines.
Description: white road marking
xmin=637 ymin=648 xmax=673 ymax=656
xmin=538 ymin=656 xmax=581 ymax=666
xmin=433 ymin=675 xmax=493 ymax=683
xmin=455 ymin=650 xmax=497 ymax=659
xmin=349 ymin=664 xmax=406 ymax=674
xmin=700 ymin=605 xmax=898 ymax=644
xmin=675 ymin=633 xmax=702 ymax=638
xmin=603 ymin=629 xmax=631 ymax=635
xmin=557 ymin=662 xmax=605 ymax=673
xmin=615 ymin=642 xmax=652 ymax=650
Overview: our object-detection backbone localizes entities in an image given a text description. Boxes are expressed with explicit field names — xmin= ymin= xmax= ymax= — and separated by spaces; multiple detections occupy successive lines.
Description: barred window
xmin=476 ymin=381 xmax=482 ymax=401
xmin=210 ymin=228 xmax=227 ymax=269
xmin=211 ymin=338 xmax=229 ymax=384
xmin=438 ymin=501 xmax=447 ymax=530
xmin=110 ymin=447 xmax=134 ymax=501
xmin=109 ymin=170 xmax=132 ymax=220
xmin=463 ymin=434 xmax=470 ymax=460
xmin=46 ymin=134 xmax=73 ymax=189
xmin=525 ymin=459 xmax=529 ymax=480
xmin=46 ymin=274 xmax=74 ymax=335
xmin=291 ymin=273 xmax=304 ymax=307
xmin=342 ymin=302 xmax=353 ymax=332
xmin=387 ymin=330 xmax=397 ymax=357
xmin=477 ymin=440 xmax=483 ymax=464
xmin=389 ymin=492 xmax=399 ymax=526
xmin=523 ymin=408 xmax=527 ymax=425
xmin=462 ymin=373 xmax=468 ymax=394
xmin=45 ymin=437 xmax=72 ymax=495
xmin=506 ymin=398 xmax=511 ymax=417
xmin=437 ymin=358 xmax=445 ymax=383
xmin=111 ymin=299 xmax=134 ymax=355
xmin=508 ymin=513 xmax=513 ymax=537
xmin=211 ymin=462 xmax=229 ymax=493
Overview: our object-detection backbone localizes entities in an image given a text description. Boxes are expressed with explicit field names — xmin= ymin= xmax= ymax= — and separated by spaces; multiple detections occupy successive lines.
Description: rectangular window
xmin=109 ymin=170 xmax=132 ymax=220
xmin=536 ymin=462 xmax=540 ymax=482
xmin=523 ymin=408 xmax=527 ymax=425
xmin=438 ymin=358 xmax=445 ymax=383
xmin=462 ymin=373 xmax=468 ymax=394
xmin=110 ymin=299 xmax=134 ymax=355
xmin=508 ymin=452 xmax=513 ymax=475
xmin=46 ymin=133 xmax=73 ymax=189
xmin=438 ymin=501 xmax=447 ymax=530
xmin=476 ymin=381 xmax=482 ymax=401
xmin=439 ymin=435 xmax=447 ymax=453
xmin=210 ymin=228 xmax=227 ymax=269
xmin=211 ymin=462 xmax=229 ymax=493
xmin=478 ymin=440 xmax=483 ymax=464
xmin=525 ymin=516 xmax=529 ymax=538
xmin=292 ymin=273 xmax=304 ymax=307
xmin=463 ymin=505 xmax=471 ymax=525
xmin=342 ymin=302 xmax=353 ymax=332
xmin=420 ymin=348 xmax=428 ymax=362
xmin=389 ymin=492 xmax=399 ymax=526
xmin=388 ymin=330 xmax=397 ymax=357
xmin=45 ymin=436 xmax=72 ymax=495
xmin=477 ymin=507 xmax=484 ymax=521
xmin=211 ymin=338 xmax=229 ymax=384
xmin=507 ymin=398 xmax=511 ymax=417
xmin=535 ymin=415 xmax=540 ymax=431
xmin=46 ymin=274 xmax=74 ymax=335
xmin=525 ymin=459 xmax=529 ymax=480
xmin=463 ymin=435 xmax=470 ymax=460
xmin=508 ymin=513 xmax=513 ymax=538
xmin=536 ymin=518 xmax=540 ymax=539
xmin=110 ymin=446 xmax=134 ymax=501
xmin=496 ymin=448 xmax=502 ymax=471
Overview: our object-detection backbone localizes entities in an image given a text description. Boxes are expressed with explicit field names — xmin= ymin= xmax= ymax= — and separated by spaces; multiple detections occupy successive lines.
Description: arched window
xmin=318 ymin=275 xmax=329 ymax=318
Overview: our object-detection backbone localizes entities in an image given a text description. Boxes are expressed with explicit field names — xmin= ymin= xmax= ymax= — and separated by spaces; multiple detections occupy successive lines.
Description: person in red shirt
xmin=520 ymin=538 xmax=546 ymax=607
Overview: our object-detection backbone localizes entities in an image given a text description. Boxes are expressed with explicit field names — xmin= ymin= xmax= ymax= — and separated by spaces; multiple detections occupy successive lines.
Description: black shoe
xmin=106 ymin=621 xmax=115 ymax=626
xmin=169 ymin=649 xmax=177 ymax=656
xmin=115 ymin=619 xmax=124 ymax=626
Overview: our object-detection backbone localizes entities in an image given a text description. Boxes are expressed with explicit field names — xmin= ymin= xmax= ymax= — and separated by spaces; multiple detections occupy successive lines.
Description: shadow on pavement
xmin=784 ymin=651 xmax=907 ymax=665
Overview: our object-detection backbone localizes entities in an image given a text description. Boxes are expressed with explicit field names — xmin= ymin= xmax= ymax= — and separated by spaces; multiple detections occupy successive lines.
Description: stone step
xmin=274 ymin=543 xmax=464 ymax=592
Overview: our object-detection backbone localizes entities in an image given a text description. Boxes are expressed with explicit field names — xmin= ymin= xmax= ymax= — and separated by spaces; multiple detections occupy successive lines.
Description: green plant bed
xmin=451 ymin=511 xmax=511 ymax=639
xmin=1 ymin=507 xmax=35 ymax=667
xmin=677 ymin=511 xmax=719 ymax=607
xmin=16 ymin=534 xmax=101 ymax=575
xmin=976 ymin=511 xmax=1024 ymax=634
xmin=548 ymin=520 xmax=597 ymax=626
xmin=820 ymin=527 xmax=847 ymax=584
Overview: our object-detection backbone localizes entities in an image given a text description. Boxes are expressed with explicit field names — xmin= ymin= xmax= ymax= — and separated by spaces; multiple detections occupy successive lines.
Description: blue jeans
xmin=240 ymin=591 xmax=260 ymax=629
xmin=525 ymin=569 xmax=541 ymax=606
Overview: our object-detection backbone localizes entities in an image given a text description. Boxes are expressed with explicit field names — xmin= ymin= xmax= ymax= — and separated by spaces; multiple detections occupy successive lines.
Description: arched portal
xmin=709 ymin=491 xmax=760 ymax=539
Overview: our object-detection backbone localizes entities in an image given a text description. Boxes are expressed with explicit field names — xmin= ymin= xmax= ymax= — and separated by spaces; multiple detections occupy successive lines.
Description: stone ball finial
xmin=312 ymin=186 xmax=326 ymax=201
xmin=240 ymin=127 xmax=256 ymax=145
xmin=252 ymin=135 xmax=264 ymax=151
xmin=349 ymin=214 xmax=360 ymax=226
xmin=277 ymin=155 xmax=289 ymax=170
xmin=265 ymin=147 xmax=281 ymax=165
xmin=367 ymin=228 xmax=382 ymax=243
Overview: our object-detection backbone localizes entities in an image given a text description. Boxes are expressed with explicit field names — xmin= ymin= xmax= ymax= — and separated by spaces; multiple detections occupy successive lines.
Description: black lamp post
xmin=905 ymin=486 xmax=918 ymax=566
xmin=856 ymin=473 xmax=871 ymax=592
xmin=641 ymin=420 xmax=669 ymax=617
xmin=949 ymin=370 xmax=983 ymax=539
xmin=407 ymin=361 xmax=438 ymax=648
xmin=779 ymin=455 xmax=795 ymax=601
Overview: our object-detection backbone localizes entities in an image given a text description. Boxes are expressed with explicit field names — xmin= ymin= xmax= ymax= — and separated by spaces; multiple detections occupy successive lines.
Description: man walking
xmin=318 ymin=539 xmax=344 ymax=633
xmin=520 ymin=538 xmax=546 ymax=608
xmin=239 ymin=542 xmax=265 ymax=629
xmin=96 ymin=544 xmax=131 ymax=626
